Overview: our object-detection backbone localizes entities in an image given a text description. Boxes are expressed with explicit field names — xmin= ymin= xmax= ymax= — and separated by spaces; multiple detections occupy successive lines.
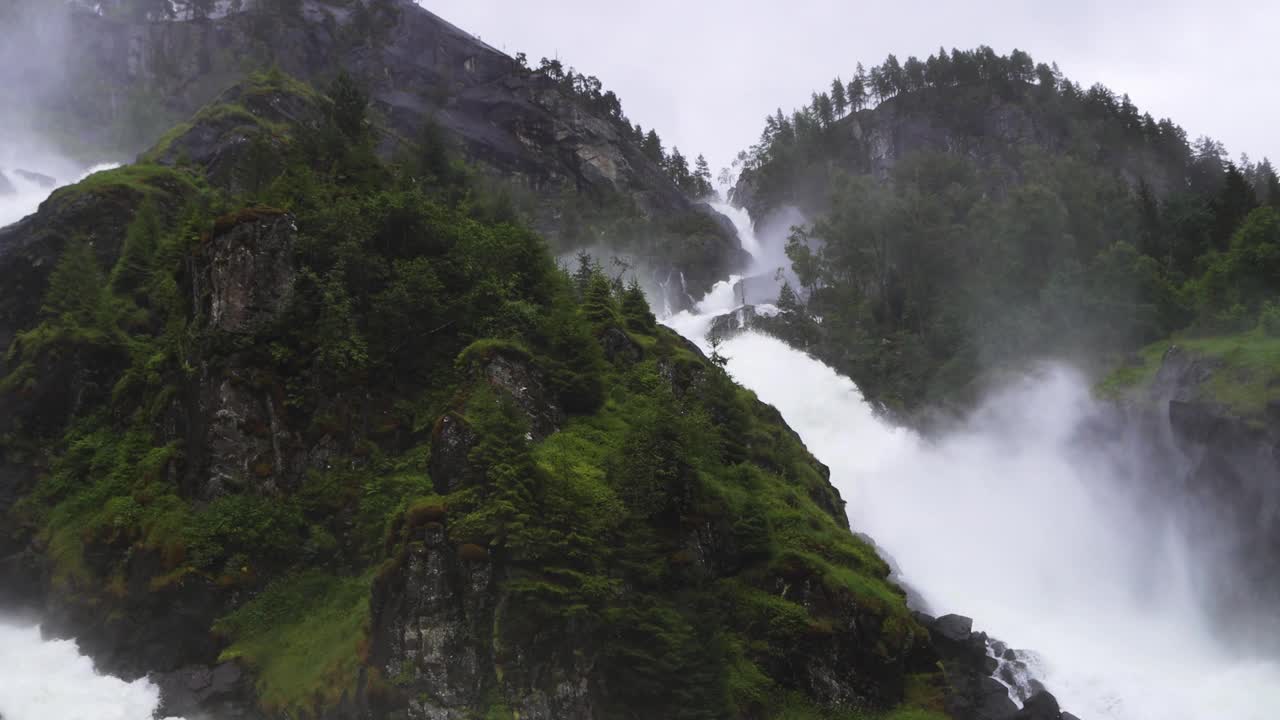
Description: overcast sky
xmin=426 ymin=0 xmax=1278 ymax=176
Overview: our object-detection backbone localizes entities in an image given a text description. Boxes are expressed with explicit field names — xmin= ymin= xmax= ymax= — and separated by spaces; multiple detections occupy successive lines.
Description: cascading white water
xmin=665 ymin=202 xmax=1280 ymax=720
xmin=0 ymin=623 xmax=176 ymax=720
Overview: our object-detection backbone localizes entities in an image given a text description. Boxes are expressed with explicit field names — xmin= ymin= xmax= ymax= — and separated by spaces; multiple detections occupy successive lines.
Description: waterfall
xmin=0 ymin=623 xmax=176 ymax=720
xmin=661 ymin=202 xmax=1280 ymax=720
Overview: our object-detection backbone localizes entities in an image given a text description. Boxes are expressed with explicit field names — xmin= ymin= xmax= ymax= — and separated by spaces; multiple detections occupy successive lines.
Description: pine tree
xmin=582 ymin=272 xmax=619 ymax=325
xmin=641 ymin=130 xmax=664 ymax=164
xmin=621 ymin=278 xmax=656 ymax=332
xmin=42 ymin=238 xmax=107 ymax=327
xmin=815 ymin=92 xmax=834 ymax=127
xmin=848 ymin=66 xmax=866 ymax=112
xmin=693 ymin=155 xmax=714 ymax=198
xmin=329 ymin=71 xmax=369 ymax=142
xmin=666 ymin=147 xmax=691 ymax=190
xmin=110 ymin=199 xmax=162 ymax=296
xmin=831 ymin=78 xmax=847 ymax=117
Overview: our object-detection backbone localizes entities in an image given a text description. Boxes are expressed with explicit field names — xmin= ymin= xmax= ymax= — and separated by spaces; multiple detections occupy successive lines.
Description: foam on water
xmin=0 ymin=623 xmax=174 ymax=720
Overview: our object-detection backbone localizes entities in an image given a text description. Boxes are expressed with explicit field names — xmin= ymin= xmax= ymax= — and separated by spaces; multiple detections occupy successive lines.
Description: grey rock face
xmin=201 ymin=211 xmax=298 ymax=336
xmin=483 ymin=352 xmax=564 ymax=440
xmin=38 ymin=0 xmax=745 ymax=303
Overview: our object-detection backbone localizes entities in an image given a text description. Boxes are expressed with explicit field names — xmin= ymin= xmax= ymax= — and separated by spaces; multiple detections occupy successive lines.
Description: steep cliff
xmin=1103 ymin=334 xmax=1280 ymax=643
xmin=14 ymin=0 xmax=744 ymax=304
xmin=0 ymin=71 xmax=970 ymax=720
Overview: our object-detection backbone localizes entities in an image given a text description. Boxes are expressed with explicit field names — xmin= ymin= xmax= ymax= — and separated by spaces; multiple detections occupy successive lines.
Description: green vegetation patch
xmin=1101 ymin=329 xmax=1280 ymax=420
xmin=49 ymin=163 xmax=200 ymax=205
xmin=215 ymin=570 xmax=373 ymax=714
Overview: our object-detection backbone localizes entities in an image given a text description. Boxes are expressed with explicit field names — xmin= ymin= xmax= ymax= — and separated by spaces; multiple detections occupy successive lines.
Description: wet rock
xmin=200 ymin=210 xmax=297 ymax=336
xmin=483 ymin=351 xmax=564 ymax=440
xmin=974 ymin=676 xmax=1019 ymax=720
xmin=197 ymin=370 xmax=282 ymax=499
xmin=708 ymin=305 xmax=759 ymax=343
xmin=933 ymin=613 xmax=975 ymax=643
xmin=1013 ymin=690 xmax=1061 ymax=720
xmin=430 ymin=413 xmax=478 ymax=494
xmin=600 ymin=325 xmax=641 ymax=364
xmin=370 ymin=526 xmax=496 ymax=719
xmin=153 ymin=662 xmax=258 ymax=719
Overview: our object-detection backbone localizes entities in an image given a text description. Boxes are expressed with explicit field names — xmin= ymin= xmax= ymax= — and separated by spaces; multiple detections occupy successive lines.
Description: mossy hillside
xmin=141 ymin=68 xmax=323 ymax=166
xmin=47 ymin=163 xmax=202 ymax=205
xmin=2 ymin=73 xmax=940 ymax=719
xmin=1100 ymin=328 xmax=1280 ymax=421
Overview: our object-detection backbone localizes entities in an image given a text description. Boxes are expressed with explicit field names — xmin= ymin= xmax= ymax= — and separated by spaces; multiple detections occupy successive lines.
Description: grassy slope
xmin=1100 ymin=329 xmax=1280 ymax=421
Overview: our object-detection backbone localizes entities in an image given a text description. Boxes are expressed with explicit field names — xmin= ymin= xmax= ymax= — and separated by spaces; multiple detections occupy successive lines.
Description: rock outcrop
xmin=1133 ymin=346 xmax=1280 ymax=641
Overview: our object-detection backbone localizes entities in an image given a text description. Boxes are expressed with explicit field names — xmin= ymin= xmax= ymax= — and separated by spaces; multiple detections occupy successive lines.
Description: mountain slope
xmin=0 ymin=69 xmax=981 ymax=720
xmin=12 ymin=0 xmax=745 ymax=305
xmin=733 ymin=47 xmax=1278 ymax=413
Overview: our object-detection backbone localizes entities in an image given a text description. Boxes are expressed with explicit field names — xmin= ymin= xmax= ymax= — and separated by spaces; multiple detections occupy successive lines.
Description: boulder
xmin=1013 ymin=690 xmax=1062 ymax=720
xmin=152 ymin=662 xmax=256 ymax=719
xmin=933 ymin=613 xmax=975 ymax=643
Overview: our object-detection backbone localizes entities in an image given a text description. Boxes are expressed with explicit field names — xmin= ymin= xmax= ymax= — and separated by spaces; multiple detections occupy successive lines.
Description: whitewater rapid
xmin=0 ymin=624 xmax=175 ymax=720
xmin=665 ymin=203 xmax=1280 ymax=720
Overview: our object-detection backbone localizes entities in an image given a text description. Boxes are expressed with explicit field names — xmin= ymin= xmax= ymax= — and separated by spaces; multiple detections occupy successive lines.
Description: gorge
xmin=2 ymin=2 xmax=1279 ymax=720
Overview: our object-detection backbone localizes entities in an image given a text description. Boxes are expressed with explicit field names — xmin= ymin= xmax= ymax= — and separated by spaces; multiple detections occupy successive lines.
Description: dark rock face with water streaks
xmin=30 ymin=0 xmax=745 ymax=306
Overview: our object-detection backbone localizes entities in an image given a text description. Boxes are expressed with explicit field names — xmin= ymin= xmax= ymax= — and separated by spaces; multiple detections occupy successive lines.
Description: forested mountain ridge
xmin=1 ymin=0 xmax=743 ymax=305
xmin=734 ymin=46 xmax=1280 ymax=413
xmin=0 ymin=19 xmax=1040 ymax=720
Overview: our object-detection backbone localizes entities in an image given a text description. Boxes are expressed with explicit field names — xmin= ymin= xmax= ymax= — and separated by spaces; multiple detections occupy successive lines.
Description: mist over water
xmin=666 ymin=203 xmax=1280 ymax=720
xmin=0 ymin=623 xmax=172 ymax=720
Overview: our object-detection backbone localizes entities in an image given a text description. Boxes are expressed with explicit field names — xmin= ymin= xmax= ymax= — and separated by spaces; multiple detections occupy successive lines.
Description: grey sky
xmin=426 ymin=0 xmax=1278 ymax=176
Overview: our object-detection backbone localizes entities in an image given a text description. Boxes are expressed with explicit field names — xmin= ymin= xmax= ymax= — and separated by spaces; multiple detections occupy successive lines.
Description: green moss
xmin=215 ymin=570 xmax=372 ymax=715
xmin=53 ymin=163 xmax=200 ymax=203
xmin=1097 ymin=340 xmax=1169 ymax=398
xmin=1100 ymin=328 xmax=1280 ymax=421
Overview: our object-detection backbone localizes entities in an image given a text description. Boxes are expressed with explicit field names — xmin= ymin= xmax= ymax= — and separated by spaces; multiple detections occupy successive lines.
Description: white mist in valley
xmin=666 ymin=203 xmax=1280 ymax=720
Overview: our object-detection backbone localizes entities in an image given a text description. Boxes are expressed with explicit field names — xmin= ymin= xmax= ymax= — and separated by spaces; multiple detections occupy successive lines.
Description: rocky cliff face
xmin=1132 ymin=346 xmax=1280 ymax=641
xmin=28 ymin=0 xmax=744 ymax=303
xmin=0 ymin=115 xmax=954 ymax=719
xmin=732 ymin=84 xmax=1183 ymax=224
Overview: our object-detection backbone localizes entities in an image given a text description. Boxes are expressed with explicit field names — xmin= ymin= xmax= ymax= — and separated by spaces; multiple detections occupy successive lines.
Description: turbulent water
xmin=665 ymin=203 xmax=1280 ymax=720
xmin=0 ymin=623 xmax=174 ymax=720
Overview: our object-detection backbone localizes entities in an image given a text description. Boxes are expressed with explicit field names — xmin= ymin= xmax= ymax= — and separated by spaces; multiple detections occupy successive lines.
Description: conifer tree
xmin=621 ymin=278 xmax=656 ymax=332
xmin=110 ymin=199 xmax=162 ymax=296
xmin=831 ymin=78 xmax=847 ymax=117
xmin=582 ymin=272 xmax=619 ymax=326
